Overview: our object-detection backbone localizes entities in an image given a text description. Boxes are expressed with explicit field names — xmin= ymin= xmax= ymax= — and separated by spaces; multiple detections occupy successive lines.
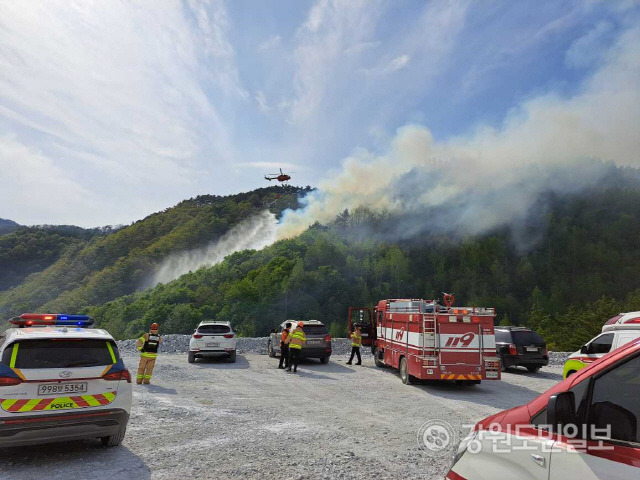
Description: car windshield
xmin=302 ymin=325 xmax=328 ymax=335
xmin=511 ymin=330 xmax=545 ymax=345
xmin=1 ymin=339 xmax=119 ymax=368
xmin=198 ymin=324 xmax=230 ymax=334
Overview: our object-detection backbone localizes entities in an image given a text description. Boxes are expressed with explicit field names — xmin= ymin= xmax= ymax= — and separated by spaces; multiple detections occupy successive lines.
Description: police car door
xmin=549 ymin=352 xmax=640 ymax=480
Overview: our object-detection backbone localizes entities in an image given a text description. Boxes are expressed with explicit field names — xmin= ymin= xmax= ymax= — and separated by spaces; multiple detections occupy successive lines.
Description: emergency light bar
xmin=10 ymin=313 xmax=94 ymax=328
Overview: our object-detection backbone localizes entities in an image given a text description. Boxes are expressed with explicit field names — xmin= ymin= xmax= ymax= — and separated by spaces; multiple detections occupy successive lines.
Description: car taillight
xmin=0 ymin=376 xmax=22 ymax=386
xmin=193 ymin=334 xmax=203 ymax=339
xmin=508 ymin=344 xmax=518 ymax=355
xmin=324 ymin=334 xmax=332 ymax=342
xmin=224 ymin=334 xmax=234 ymax=339
xmin=103 ymin=369 xmax=131 ymax=383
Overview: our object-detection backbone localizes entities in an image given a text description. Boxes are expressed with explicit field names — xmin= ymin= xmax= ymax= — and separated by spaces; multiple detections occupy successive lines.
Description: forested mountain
xmin=0 ymin=218 xmax=20 ymax=236
xmin=0 ymin=186 xmax=307 ymax=318
xmin=86 ymin=177 xmax=640 ymax=351
xmin=0 ymin=225 xmax=113 ymax=291
xmin=4 ymin=171 xmax=640 ymax=351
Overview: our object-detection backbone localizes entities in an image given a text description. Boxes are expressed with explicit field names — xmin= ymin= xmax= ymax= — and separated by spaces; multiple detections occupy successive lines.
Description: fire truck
xmin=365 ymin=298 xmax=501 ymax=385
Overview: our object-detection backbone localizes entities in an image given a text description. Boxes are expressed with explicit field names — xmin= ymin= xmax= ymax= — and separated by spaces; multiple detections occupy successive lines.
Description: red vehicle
xmin=447 ymin=337 xmax=640 ymax=479
xmin=370 ymin=299 xmax=501 ymax=385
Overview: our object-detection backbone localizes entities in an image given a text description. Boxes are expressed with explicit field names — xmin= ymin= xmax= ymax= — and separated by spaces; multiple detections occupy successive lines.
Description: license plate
xmin=206 ymin=342 xmax=219 ymax=347
xmin=38 ymin=382 xmax=88 ymax=396
xmin=486 ymin=371 xmax=498 ymax=378
xmin=526 ymin=347 xmax=538 ymax=352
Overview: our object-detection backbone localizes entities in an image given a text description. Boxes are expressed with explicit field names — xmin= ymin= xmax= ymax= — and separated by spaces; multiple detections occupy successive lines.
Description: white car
xmin=0 ymin=314 xmax=132 ymax=448
xmin=188 ymin=321 xmax=237 ymax=363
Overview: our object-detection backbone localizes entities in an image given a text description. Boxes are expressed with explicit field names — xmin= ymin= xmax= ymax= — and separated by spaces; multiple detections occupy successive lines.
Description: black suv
xmin=495 ymin=326 xmax=548 ymax=372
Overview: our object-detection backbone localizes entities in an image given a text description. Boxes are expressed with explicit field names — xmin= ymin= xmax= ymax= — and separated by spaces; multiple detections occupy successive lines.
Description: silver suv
xmin=188 ymin=321 xmax=237 ymax=363
xmin=268 ymin=320 xmax=332 ymax=364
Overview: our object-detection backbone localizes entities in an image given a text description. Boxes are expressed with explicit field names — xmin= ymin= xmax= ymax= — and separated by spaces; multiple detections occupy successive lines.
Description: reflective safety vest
xmin=351 ymin=331 xmax=362 ymax=348
xmin=139 ymin=333 xmax=160 ymax=358
xmin=288 ymin=329 xmax=306 ymax=350
xmin=280 ymin=329 xmax=289 ymax=346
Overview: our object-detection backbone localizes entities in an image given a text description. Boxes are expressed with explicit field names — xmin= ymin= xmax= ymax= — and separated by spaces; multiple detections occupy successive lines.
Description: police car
xmin=0 ymin=314 xmax=132 ymax=447
xmin=446 ymin=337 xmax=640 ymax=479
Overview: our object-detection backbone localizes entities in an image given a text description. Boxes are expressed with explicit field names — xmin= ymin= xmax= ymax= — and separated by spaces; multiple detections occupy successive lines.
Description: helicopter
xmin=264 ymin=168 xmax=291 ymax=183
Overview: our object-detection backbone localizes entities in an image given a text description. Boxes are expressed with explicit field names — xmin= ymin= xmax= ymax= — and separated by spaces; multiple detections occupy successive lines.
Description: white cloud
xmin=0 ymin=1 xmax=244 ymax=226
xmin=290 ymin=0 xmax=384 ymax=123
xmin=565 ymin=21 xmax=613 ymax=68
xmin=258 ymin=34 xmax=282 ymax=51
xmin=0 ymin=136 xmax=96 ymax=225
xmin=386 ymin=54 xmax=410 ymax=72
xmin=255 ymin=91 xmax=270 ymax=112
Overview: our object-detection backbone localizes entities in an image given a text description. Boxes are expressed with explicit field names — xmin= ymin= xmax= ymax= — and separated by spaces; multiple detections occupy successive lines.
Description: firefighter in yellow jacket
xmin=136 ymin=323 xmax=162 ymax=384
xmin=285 ymin=321 xmax=306 ymax=373
xmin=347 ymin=326 xmax=362 ymax=365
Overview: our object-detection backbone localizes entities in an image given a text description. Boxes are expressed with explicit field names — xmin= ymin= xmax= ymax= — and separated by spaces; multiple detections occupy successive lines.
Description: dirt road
xmin=0 ymin=354 xmax=564 ymax=480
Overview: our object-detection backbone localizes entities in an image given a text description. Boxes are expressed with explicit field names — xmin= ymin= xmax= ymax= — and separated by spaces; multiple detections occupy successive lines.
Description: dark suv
xmin=268 ymin=320 xmax=332 ymax=364
xmin=495 ymin=326 xmax=548 ymax=372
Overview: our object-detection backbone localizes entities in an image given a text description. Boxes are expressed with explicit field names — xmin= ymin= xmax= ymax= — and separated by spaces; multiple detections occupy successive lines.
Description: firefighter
xmin=286 ymin=321 xmax=306 ymax=373
xmin=136 ymin=323 xmax=162 ymax=385
xmin=278 ymin=322 xmax=292 ymax=369
xmin=347 ymin=326 xmax=362 ymax=365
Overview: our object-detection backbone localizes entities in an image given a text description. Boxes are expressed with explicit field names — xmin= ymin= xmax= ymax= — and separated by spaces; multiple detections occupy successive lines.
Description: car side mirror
xmin=547 ymin=391 xmax=576 ymax=434
xmin=580 ymin=345 xmax=588 ymax=354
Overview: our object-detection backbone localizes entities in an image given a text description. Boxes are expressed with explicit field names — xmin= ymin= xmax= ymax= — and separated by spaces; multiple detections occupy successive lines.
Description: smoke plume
xmin=277 ymin=25 xmax=640 ymax=242
xmin=151 ymin=210 xmax=277 ymax=286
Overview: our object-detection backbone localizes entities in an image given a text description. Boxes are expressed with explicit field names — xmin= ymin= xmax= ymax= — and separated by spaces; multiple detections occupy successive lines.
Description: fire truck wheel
xmin=268 ymin=341 xmax=276 ymax=358
xmin=400 ymin=357 xmax=413 ymax=385
xmin=372 ymin=347 xmax=385 ymax=368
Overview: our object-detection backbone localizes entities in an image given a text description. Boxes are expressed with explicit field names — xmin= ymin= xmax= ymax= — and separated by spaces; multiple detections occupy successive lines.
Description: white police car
xmin=0 ymin=314 xmax=132 ymax=447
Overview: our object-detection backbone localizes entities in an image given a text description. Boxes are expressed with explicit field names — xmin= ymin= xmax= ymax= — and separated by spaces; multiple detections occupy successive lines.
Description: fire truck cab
xmin=371 ymin=299 xmax=501 ymax=385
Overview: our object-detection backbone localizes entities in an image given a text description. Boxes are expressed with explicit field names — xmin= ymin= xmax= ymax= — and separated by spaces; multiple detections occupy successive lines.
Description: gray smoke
xmin=277 ymin=25 xmax=640 ymax=242
xmin=151 ymin=210 xmax=277 ymax=286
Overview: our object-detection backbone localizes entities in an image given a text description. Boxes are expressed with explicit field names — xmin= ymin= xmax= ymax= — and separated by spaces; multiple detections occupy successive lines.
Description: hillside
xmin=0 ymin=186 xmax=307 ymax=318
xmin=0 ymin=218 xmax=20 ymax=236
xmin=0 ymin=225 xmax=114 ymax=291
xmin=86 ymin=178 xmax=640 ymax=351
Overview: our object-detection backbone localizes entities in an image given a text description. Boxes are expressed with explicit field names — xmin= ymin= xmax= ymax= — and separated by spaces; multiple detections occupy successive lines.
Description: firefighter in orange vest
xmin=347 ymin=326 xmax=362 ymax=365
xmin=136 ymin=323 xmax=162 ymax=385
xmin=278 ymin=322 xmax=291 ymax=369
xmin=286 ymin=321 xmax=306 ymax=373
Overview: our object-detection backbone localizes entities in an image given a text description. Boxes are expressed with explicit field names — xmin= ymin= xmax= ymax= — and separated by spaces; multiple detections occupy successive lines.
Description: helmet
xmin=150 ymin=323 xmax=159 ymax=330
xmin=298 ymin=321 xmax=304 ymax=327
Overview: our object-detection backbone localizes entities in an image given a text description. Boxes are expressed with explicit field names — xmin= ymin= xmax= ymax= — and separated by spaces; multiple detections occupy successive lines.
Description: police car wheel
xmin=188 ymin=352 xmax=196 ymax=363
xmin=101 ymin=426 xmax=126 ymax=447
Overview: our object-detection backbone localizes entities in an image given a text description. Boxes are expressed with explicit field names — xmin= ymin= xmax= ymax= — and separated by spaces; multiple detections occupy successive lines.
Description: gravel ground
xmin=0 ymin=347 xmax=567 ymax=480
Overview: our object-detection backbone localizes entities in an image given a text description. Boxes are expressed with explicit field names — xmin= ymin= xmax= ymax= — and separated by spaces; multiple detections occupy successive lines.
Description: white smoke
xmin=151 ymin=210 xmax=277 ymax=286
xmin=277 ymin=25 xmax=640 ymax=241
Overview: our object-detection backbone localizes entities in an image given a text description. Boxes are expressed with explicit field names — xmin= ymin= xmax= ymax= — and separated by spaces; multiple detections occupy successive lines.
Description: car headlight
xmin=451 ymin=431 xmax=478 ymax=469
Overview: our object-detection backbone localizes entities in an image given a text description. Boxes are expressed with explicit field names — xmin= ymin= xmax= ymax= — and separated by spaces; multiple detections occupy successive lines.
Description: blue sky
xmin=1 ymin=1 xmax=638 ymax=227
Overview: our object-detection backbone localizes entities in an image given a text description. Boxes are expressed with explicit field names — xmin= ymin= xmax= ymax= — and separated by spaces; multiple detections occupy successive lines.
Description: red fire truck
xmin=369 ymin=299 xmax=501 ymax=385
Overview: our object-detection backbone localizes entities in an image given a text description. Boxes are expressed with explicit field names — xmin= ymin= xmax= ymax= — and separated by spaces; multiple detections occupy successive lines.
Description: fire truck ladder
xmin=421 ymin=314 xmax=437 ymax=367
